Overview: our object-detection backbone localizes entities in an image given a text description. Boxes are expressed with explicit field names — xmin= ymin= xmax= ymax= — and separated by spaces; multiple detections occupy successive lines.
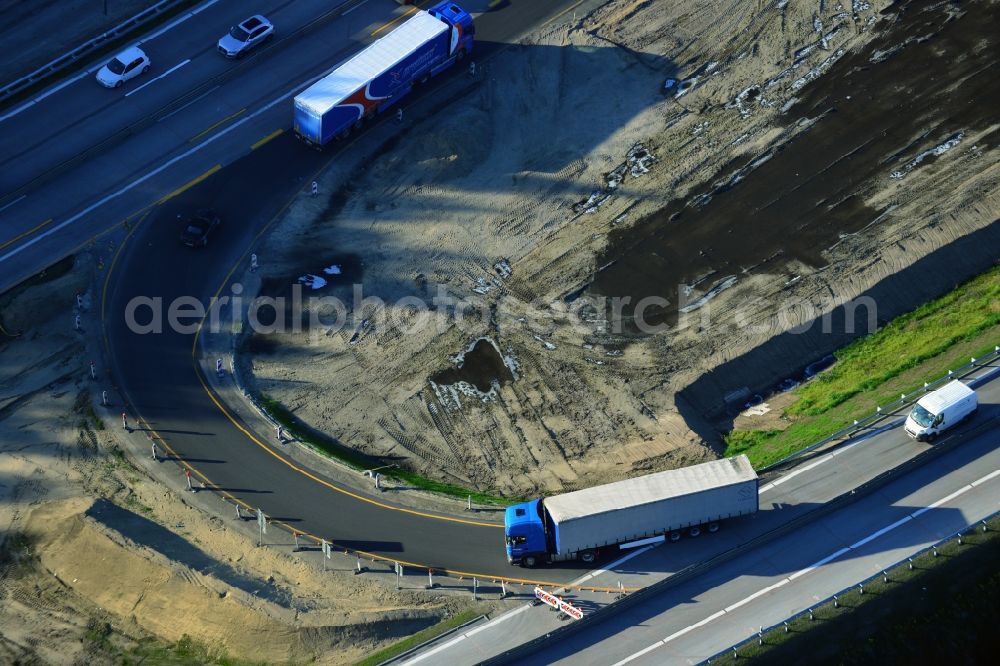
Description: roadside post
xmin=322 ymin=539 xmax=331 ymax=571
xmin=257 ymin=508 xmax=267 ymax=547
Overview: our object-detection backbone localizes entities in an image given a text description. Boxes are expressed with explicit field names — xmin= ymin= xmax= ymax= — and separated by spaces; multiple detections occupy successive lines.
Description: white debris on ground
xmin=493 ymin=258 xmax=512 ymax=279
xmin=297 ymin=274 xmax=328 ymax=290
xmin=679 ymin=275 xmax=738 ymax=314
xmin=890 ymin=132 xmax=964 ymax=179
xmin=740 ymin=402 xmax=771 ymax=417
xmin=577 ymin=143 xmax=657 ymax=213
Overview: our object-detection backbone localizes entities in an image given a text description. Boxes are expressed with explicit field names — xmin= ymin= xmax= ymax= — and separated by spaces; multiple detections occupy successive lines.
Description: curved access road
xmin=104 ymin=0 xmax=610 ymax=585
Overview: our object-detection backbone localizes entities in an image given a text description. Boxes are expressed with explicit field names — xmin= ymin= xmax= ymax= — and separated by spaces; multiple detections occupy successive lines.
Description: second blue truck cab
xmin=504 ymin=499 xmax=549 ymax=566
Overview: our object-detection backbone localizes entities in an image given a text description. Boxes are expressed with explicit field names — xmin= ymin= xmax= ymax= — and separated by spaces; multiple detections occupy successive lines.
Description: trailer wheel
xmin=669 ymin=531 xmax=681 ymax=542
xmin=523 ymin=555 xmax=538 ymax=568
xmin=708 ymin=522 xmax=720 ymax=533
xmin=688 ymin=526 xmax=701 ymax=537
xmin=579 ymin=550 xmax=597 ymax=564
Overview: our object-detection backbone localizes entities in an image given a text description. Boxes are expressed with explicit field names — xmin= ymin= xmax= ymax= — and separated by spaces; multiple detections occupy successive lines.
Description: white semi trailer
xmin=504 ymin=455 xmax=759 ymax=567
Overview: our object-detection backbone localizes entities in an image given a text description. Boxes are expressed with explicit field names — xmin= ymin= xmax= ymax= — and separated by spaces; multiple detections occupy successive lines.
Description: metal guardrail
xmin=703 ymin=507 xmax=1000 ymax=664
xmin=0 ymin=0 xmax=187 ymax=103
xmin=760 ymin=344 xmax=1000 ymax=473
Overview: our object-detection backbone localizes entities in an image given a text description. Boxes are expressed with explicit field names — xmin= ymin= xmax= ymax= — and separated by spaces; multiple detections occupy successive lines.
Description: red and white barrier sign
xmin=534 ymin=586 xmax=560 ymax=609
xmin=534 ymin=587 xmax=584 ymax=620
xmin=560 ymin=599 xmax=584 ymax=620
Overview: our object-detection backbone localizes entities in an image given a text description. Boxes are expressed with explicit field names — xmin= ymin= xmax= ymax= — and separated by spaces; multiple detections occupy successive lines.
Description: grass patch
xmin=711 ymin=516 xmax=1000 ymax=665
xmin=259 ymin=394 xmax=517 ymax=506
xmin=114 ymin=634 xmax=278 ymax=666
xmin=725 ymin=264 xmax=1000 ymax=467
xmin=354 ymin=610 xmax=483 ymax=666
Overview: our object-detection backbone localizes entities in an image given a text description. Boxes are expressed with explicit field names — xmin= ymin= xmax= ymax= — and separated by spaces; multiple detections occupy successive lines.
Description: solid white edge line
xmin=402 ymin=604 xmax=532 ymax=665
xmin=612 ymin=467 xmax=1000 ymax=665
xmin=559 ymin=544 xmax=657 ymax=591
xmin=610 ymin=640 xmax=665 ymax=666
xmin=125 ymin=58 xmax=190 ymax=97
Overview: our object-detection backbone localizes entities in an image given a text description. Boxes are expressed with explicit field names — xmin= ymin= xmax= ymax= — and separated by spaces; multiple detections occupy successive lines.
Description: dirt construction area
xmin=2 ymin=0 xmax=999 ymax=660
xmin=247 ymin=0 xmax=1000 ymax=496
xmin=0 ymin=263 xmax=490 ymax=663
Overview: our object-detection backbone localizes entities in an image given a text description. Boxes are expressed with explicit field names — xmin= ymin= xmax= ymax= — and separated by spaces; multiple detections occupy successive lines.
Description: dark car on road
xmin=179 ymin=210 xmax=221 ymax=247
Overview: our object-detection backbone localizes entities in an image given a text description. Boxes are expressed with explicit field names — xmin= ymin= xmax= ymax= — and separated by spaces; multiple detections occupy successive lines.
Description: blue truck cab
xmin=504 ymin=499 xmax=550 ymax=567
xmin=428 ymin=2 xmax=475 ymax=55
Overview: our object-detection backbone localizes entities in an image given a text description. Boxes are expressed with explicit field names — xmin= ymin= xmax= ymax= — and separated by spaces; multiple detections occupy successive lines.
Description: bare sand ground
xmin=246 ymin=0 xmax=999 ymax=496
xmin=0 ymin=262 xmax=490 ymax=664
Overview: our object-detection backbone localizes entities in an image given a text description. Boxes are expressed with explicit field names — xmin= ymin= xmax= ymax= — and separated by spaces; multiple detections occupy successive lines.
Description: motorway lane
xmin=102 ymin=0 xmax=603 ymax=582
xmin=396 ymin=368 xmax=1000 ymax=663
xmin=520 ymin=419 xmax=1000 ymax=665
xmin=0 ymin=0 xmax=593 ymax=295
xmin=0 ymin=0 xmax=355 ymax=197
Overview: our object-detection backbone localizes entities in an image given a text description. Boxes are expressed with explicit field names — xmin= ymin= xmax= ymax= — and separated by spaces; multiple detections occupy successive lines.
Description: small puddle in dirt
xmin=431 ymin=338 xmax=514 ymax=393
xmin=587 ymin=0 xmax=999 ymax=332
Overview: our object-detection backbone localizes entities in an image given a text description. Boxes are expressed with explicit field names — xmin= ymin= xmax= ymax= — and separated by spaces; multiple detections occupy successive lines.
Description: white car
xmin=217 ymin=15 xmax=274 ymax=58
xmin=96 ymin=46 xmax=150 ymax=88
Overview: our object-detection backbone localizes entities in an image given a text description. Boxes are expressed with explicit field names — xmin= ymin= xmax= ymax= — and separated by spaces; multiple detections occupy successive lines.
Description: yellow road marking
xmin=188 ymin=173 xmax=499 ymax=529
xmin=0 ymin=218 xmax=52 ymax=251
xmin=157 ymin=165 xmax=221 ymax=204
xmin=251 ymin=128 xmax=284 ymax=150
xmin=101 ymin=210 xmax=149 ymax=350
xmin=372 ymin=5 xmax=419 ymax=36
xmin=188 ymin=108 xmax=246 ymax=143
xmin=92 ymin=108 xmax=641 ymax=592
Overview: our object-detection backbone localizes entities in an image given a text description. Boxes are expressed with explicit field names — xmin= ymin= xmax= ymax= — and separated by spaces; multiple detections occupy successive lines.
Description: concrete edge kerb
xmin=479 ymin=411 xmax=999 ymax=665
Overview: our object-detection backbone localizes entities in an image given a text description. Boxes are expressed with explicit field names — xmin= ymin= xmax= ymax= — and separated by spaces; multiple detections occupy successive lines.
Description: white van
xmin=904 ymin=380 xmax=977 ymax=441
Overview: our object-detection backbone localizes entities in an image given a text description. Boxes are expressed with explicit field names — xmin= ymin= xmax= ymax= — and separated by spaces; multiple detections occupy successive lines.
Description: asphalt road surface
xmin=517 ymin=413 xmax=1000 ymax=665
xmin=0 ymin=0 xmax=584 ymax=293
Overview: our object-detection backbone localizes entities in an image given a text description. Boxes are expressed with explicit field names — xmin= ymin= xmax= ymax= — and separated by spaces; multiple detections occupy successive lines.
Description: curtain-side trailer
xmin=505 ymin=455 xmax=759 ymax=567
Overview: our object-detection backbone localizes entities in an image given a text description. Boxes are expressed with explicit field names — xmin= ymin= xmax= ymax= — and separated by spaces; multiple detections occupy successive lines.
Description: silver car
xmin=96 ymin=46 xmax=150 ymax=88
xmin=217 ymin=15 xmax=274 ymax=58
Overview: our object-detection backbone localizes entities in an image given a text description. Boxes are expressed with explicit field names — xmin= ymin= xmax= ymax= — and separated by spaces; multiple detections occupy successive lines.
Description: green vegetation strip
xmin=112 ymin=634 xmax=274 ymax=666
xmin=725 ymin=264 xmax=1000 ymax=467
xmin=259 ymin=394 xmax=517 ymax=506
xmin=710 ymin=515 xmax=1000 ymax=665
xmin=354 ymin=610 xmax=483 ymax=666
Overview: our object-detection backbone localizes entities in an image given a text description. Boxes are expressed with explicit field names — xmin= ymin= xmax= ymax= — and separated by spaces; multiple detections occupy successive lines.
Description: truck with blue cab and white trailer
xmin=505 ymin=455 xmax=759 ymax=567
xmin=293 ymin=2 xmax=474 ymax=147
